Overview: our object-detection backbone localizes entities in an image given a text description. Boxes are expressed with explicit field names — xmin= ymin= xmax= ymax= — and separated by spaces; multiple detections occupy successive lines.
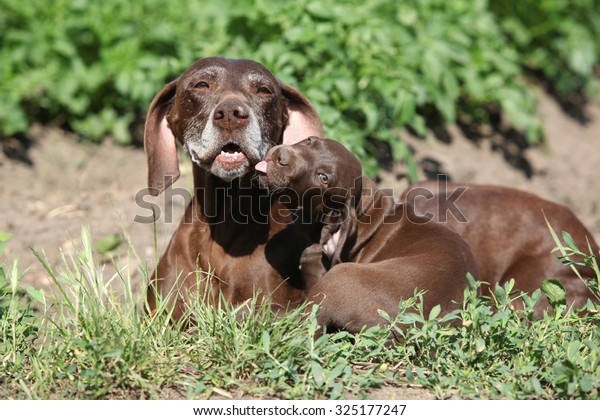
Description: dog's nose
xmin=213 ymin=98 xmax=249 ymax=130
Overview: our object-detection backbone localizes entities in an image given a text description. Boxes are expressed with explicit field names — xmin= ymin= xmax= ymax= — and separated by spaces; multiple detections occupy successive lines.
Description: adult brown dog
xmin=144 ymin=57 xmax=323 ymax=320
xmin=256 ymin=137 xmax=479 ymax=334
xmin=402 ymin=180 xmax=599 ymax=315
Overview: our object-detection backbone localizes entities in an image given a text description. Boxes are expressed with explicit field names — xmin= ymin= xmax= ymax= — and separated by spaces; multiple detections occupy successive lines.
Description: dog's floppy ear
xmin=327 ymin=205 xmax=357 ymax=266
xmin=279 ymin=81 xmax=323 ymax=145
xmin=322 ymin=175 xmax=364 ymax=265
xmin=144 ymin=78 xmax=180 ymax=196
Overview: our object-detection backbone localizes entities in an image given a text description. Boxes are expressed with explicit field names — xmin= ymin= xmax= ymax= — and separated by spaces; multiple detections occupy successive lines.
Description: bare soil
xmin=1 ymin=87 xmax=599 ymax=400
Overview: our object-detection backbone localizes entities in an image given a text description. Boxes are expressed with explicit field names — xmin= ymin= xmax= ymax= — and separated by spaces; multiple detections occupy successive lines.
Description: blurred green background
xmin=1 ymin=0 xmax=599 ymax=176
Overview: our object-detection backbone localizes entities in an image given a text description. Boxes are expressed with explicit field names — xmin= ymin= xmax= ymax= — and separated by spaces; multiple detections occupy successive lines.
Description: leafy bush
xmin=1 ymin=0 xmax=598 ymax=175
xmin=224 ymin=0 xmax=543 ymax=174
xmin=490 ymin=0 xmax=600 ymax=95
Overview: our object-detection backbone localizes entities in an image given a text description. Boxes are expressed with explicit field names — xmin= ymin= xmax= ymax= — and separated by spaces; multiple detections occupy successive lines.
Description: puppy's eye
xmin=318 ymin=173 xmax=329 ymax=185
xmin=195 ymin=81 xmax=209 ymax=89
xmin=257 ymin=86 xmax=272 ymax=95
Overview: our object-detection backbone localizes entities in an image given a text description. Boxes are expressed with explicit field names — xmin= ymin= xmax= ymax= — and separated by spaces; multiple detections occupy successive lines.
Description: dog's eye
xmin=318 ymin=173 xmax=329 ymax=185
xmin=257 ymin=86 xmax=272 ymax=96
xmin=195 ymin=81 xmax=209 ymax=90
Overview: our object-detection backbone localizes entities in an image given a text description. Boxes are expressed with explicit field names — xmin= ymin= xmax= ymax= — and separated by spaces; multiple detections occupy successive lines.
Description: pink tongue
xmin=255 ymin=161 xmax=268 ymax=174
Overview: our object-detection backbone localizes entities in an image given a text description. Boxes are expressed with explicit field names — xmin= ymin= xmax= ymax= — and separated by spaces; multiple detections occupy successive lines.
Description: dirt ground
xmin=1 ymin=87 xmax=599 ymax=399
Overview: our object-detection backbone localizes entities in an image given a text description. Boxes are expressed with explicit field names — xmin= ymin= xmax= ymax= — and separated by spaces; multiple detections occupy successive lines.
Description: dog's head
xmin=255 ymin=136 xmax=362 ymax=219
xmin=144 ymin=57 xmax=323 ymax=195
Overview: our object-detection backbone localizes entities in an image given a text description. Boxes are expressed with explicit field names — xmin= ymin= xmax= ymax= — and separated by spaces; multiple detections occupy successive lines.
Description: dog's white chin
xmin=188 ymin=149 xmax=252 ymax=181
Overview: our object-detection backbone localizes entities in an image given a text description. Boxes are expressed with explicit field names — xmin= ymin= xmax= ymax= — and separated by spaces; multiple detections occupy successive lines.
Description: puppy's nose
xmin=213 ymin=98 xmax=249 ymax=130
xmin=275 ymin=147 xmax=290 ymax=166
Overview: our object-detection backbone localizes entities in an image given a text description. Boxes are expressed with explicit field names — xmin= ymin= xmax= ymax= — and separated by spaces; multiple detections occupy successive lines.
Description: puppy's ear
xmin=144 ymin=78 xmax=180 ymax=196
xmin=279 ymin=81 xmax=323 ymax=145
xmin=320 ymin=206 xmax=357 ymax=267
xmin=323 ymin=175 xmax=363 ymax=265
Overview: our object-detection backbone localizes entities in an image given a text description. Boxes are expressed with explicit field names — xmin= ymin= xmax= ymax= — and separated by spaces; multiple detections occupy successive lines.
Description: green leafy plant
xmin=490 ymin=0 xmax=600 ymax=96
xmin=1 ymin=0 xmax=598 ymax=177
xmin=388 ymin=273 xmax=599 ymax=399
xmin=545 ymin=216 xmax=600 ymax=304
xmin=94 ymin=234 xmax=123 ymax=258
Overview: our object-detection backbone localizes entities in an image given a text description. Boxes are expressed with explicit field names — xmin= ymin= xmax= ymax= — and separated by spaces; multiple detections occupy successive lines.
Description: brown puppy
xmin=144 ymin=57 xmax=323 ymax=320
xmin=402 ymin=180 xmax=599 ymax=315
xmin=256 ymin=137 xmax=479 ymax=334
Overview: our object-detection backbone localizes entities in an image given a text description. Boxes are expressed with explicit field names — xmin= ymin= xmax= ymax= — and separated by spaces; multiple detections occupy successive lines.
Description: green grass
xmin=1 ymin=227 xmax=599 ymax=399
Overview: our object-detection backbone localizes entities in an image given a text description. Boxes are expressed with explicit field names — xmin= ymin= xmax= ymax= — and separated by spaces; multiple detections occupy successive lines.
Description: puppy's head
xmin=144 ymin=57 xmax=323 ymax=195
xmin=255 ymin=137 xmax=362 ymax=218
